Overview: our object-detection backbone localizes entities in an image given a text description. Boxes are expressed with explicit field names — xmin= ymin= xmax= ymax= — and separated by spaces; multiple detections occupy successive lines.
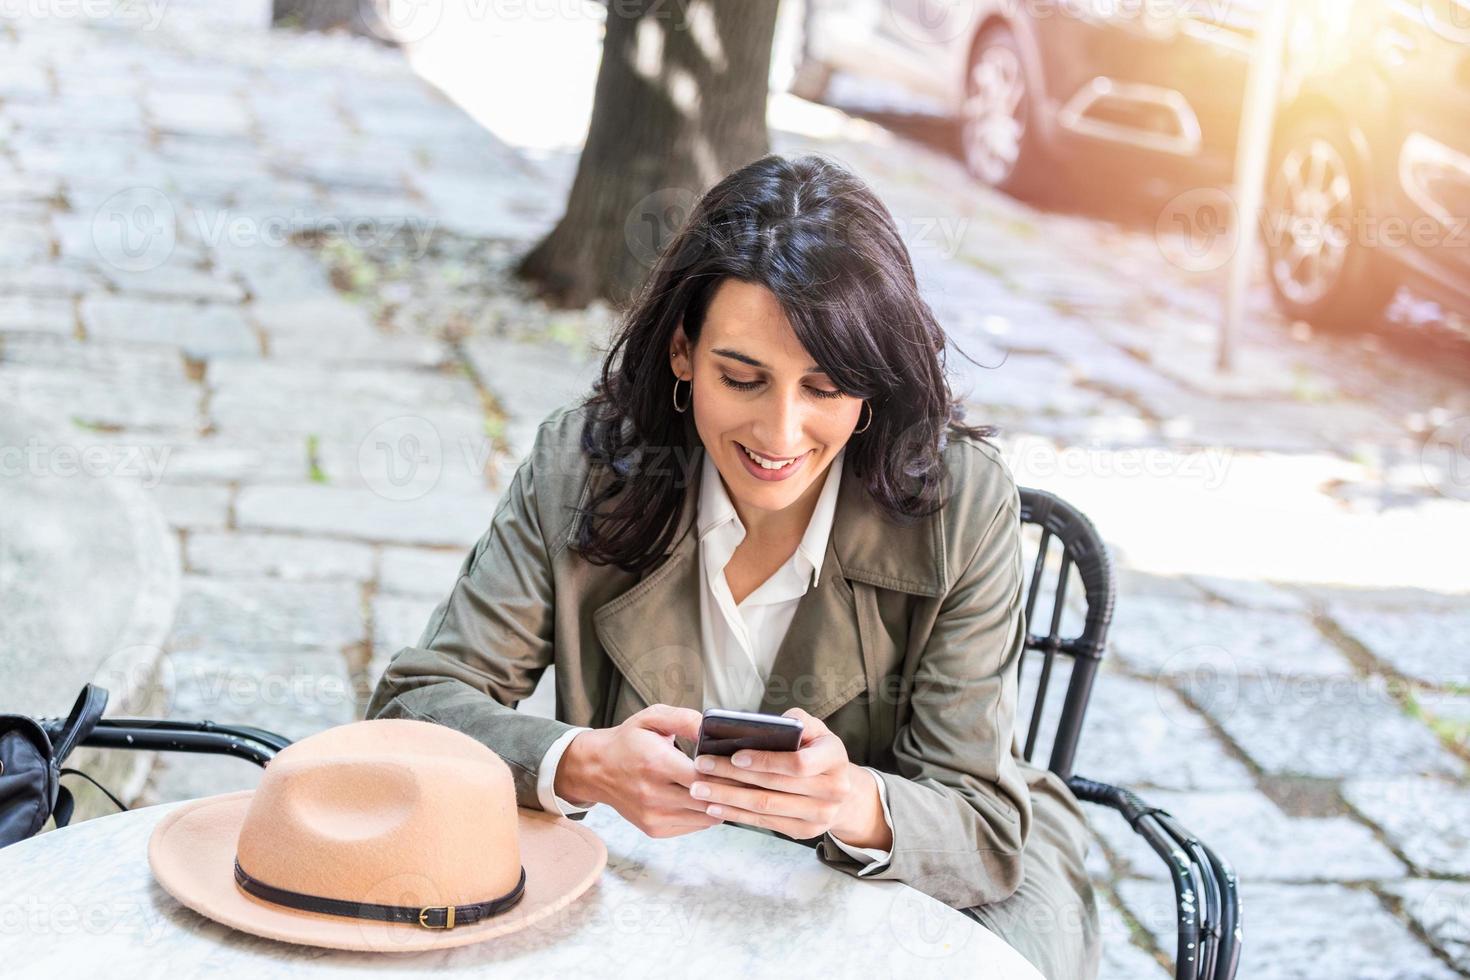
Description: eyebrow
xmin=710 ymin=347 xmax=823 ymax=374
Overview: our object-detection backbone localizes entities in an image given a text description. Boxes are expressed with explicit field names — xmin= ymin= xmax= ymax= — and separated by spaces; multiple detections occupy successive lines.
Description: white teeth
xmin=742 ymin=445 xmax=798 ymax=470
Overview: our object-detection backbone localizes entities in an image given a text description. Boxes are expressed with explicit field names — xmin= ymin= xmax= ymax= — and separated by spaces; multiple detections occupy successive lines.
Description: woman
xmin=366 ymin=153 xmax=1100 ymax=978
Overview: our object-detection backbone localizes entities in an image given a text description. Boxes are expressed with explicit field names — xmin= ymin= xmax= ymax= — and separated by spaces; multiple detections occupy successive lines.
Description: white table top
xmin=0 ymin=797 xmax=1042 ymax=978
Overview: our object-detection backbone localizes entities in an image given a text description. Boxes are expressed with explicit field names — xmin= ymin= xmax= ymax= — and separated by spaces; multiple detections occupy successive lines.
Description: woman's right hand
xmin=555 ymin=703 xmax=728 ymax=838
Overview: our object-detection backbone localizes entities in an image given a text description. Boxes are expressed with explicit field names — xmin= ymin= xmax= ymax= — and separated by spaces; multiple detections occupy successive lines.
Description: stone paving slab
xmin=371 ymin=593 xmax=440 ymax=657
xmin=1063 ymin=672 xmax=1259 ymax=792
xmin=235 ymin=483 xmax=497 ymax=548
xmin=1116 ymin=879 xmax=1461 ymax=979
xmin=80 ymin=295 xmax=259 ymax=358
xmin=1092 ymin=788 xmax=1405 ymax=883
xmin=378 ymin=545 xmax=468 ymax=598
xmin=1328 ymin=605 xmax=1470 ymax=688
xmin=1197 ymin=676 xmax=1465 ymax=780
xmin=1097 ymin=891 xmax=1170 ymax=980
xmin=1342 ymin=778 xmax=1470 ymax=877
xmin=1109 ymin=595 xmax=1357 ymax=679
xmin=184 ymin=531 xmax=374 ymax=583
xmin=168 ymin=575 xmax=362 ymax=654
xmin=143 ymin=484 xmax=231 ymax=530
xmin=1383 ymin=880 xmax=1470 ymax=969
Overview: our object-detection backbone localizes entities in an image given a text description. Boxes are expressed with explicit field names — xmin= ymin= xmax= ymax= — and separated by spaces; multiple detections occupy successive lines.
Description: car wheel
xmin=1264 ymin=118 xmax=1398 ymax=333
xmin=960 ymin=24 xmax=1048 ymax=198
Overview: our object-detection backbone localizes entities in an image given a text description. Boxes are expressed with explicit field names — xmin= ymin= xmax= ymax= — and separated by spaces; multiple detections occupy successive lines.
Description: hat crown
xmin=235 ymin=718 xmax=523 ymax=908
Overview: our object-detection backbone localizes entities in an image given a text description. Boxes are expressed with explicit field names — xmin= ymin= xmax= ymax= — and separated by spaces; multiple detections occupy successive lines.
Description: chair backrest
xmin=1014 ymin=487 xmax=1116 ymax=780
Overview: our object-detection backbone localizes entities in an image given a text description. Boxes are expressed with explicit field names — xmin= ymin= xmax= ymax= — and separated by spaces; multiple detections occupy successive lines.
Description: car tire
xmin=1264 ymin=117 xmax=1399 ymax=333
xmin=959 ymin=23 xmax=1050 ymax=200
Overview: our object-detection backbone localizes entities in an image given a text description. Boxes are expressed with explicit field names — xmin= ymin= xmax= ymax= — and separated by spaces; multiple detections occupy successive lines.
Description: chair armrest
xmin=39 ymin=716 xmax=292 ymax=767
xmin=1068 ymin=775 xmax=1242 ymax=980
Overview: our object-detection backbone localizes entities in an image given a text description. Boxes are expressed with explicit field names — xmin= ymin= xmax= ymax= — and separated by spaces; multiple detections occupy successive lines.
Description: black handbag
xmin=0 ymin=684 xmax=128 ymax=849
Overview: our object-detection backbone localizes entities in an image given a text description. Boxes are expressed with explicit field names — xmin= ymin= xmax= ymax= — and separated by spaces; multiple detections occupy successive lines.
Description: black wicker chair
xmin=1017 ymin=487 xmax=1241 ymax=980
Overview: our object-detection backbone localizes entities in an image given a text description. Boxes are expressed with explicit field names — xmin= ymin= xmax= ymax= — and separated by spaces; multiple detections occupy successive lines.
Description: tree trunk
xmin=517 ymin=0 xmax=780 ymax=310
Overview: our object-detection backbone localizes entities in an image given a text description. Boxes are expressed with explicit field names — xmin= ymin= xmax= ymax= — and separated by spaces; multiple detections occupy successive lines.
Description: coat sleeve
xmin=814 ymin=464 xmax=1032 ymax=909
xmin=363 ymin=422 xmax=584 ymax=814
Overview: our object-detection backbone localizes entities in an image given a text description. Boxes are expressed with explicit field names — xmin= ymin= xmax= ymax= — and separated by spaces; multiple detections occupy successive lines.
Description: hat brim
xmin=148 ymin=790 xmax=606 ymax=953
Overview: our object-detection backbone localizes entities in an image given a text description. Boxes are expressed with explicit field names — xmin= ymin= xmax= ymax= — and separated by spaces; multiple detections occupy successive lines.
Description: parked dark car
xmin=793 ymin=0 xmax=1470 ymax=333
xmin=1265 ymin=0 xmax=1470 ymax=330
xmin=791 ymin=0 xmax=1261 ymax=197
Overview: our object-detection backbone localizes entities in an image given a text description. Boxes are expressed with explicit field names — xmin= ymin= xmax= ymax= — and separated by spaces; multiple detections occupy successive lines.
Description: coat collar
xmin=591 ymin=439 xmax=947 ymax=730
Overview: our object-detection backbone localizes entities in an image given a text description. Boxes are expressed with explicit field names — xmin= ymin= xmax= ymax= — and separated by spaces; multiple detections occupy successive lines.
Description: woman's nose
xmin=753 ymin=390 xmax=806 ymax=454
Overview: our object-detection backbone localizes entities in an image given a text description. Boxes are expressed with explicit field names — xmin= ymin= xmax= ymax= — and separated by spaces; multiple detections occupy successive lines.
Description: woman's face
xmin=669 ymin=279 xmax=865 ymax=530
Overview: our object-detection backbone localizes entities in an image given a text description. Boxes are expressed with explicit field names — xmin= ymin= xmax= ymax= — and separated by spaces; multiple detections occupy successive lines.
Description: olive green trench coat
xmin=366 ymin=401 xmax=1100 ymax=978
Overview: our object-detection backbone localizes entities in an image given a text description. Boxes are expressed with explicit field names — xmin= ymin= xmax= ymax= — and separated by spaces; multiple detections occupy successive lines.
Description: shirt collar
xmin=697 ymin=444 xmax=845 ymax=589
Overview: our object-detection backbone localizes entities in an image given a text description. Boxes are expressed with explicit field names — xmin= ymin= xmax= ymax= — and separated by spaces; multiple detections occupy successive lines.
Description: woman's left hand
xmin=688 ymin=707 xmax=863 ymax=841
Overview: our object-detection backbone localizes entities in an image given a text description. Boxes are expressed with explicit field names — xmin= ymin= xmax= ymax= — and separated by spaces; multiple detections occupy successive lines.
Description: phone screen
xmin=695 ymin=710 xmax=803 ymax=757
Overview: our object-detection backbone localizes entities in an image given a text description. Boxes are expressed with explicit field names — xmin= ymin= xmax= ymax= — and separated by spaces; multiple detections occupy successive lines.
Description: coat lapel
xmin=592 ymin=440 xmax=949 ymax=726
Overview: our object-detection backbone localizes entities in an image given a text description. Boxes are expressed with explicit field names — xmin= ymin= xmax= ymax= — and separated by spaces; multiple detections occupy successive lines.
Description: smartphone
xmin=694 ymin=708 xmax=804 ymax=758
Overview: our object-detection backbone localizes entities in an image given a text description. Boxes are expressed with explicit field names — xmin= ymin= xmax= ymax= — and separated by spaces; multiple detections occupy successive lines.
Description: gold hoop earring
xmin=672 ymin=377 xmax=690 ymax=413
xmin=854 ymin=401 xmax=872 ymax=434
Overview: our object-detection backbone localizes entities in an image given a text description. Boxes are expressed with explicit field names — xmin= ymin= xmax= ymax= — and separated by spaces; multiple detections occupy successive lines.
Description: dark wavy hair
xmin=571 ymin=152 xmax=997 ymax=575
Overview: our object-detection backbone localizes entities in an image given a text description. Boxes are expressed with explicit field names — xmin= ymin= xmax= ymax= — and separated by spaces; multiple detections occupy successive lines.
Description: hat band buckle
xmin=419 ymin=906 xmax=456 ymax=929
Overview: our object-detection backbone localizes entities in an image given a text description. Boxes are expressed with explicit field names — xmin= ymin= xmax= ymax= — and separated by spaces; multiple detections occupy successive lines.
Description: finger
xmin=726 ymin=732 xmax=844 ymax=777
xmin=690 ymin=780 xmax=813 ymax=821
xmin=635 ymin=703 xmax=705 ymax=740
xmin=783 ymin=706 xmax=828 ymax=745
xmin=693 ymin=755 xmax=805 ymax=794
xmin=699 ymin=801 xmax=816 ymax=838
xmin=652 ymin=780 xmax=727 ymax=814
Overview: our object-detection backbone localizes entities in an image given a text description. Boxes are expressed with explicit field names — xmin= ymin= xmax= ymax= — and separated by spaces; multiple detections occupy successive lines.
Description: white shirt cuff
xmin=536 ymin=726 xmax=597 ymax=816
xmin=826 ymin=766 xmax=894 ymax=875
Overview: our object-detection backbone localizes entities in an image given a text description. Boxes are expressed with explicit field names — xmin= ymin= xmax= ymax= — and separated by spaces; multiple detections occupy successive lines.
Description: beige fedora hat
xmin=148 ymin=717 xmax=606 ymax=952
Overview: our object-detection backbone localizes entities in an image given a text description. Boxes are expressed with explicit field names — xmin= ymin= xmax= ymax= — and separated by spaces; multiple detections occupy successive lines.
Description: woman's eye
xmin=717 ymin=374 xmax=761 ymax=392
xmin=716 ymin=374 xmax=843 ymax=400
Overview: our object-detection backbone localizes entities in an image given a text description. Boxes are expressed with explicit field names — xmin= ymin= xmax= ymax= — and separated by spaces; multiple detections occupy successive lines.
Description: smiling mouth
xmin=736 ymin=442 xmax=808 ymax=470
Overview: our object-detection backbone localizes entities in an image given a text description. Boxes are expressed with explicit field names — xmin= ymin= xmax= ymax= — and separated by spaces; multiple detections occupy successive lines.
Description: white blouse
xmin=537 ymin=444 xmax=895 ymax=872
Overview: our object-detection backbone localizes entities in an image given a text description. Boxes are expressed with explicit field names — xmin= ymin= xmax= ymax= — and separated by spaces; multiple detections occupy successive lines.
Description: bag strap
xmin=58 ymin=767 xmax=129 ymax=815
xmin=51 ymin=684 xmax=109 ymax=764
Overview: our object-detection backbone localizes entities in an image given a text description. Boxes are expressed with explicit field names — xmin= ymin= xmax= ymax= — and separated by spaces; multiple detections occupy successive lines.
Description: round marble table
xmin=0 ymin=797 xmax=1042 ymax=978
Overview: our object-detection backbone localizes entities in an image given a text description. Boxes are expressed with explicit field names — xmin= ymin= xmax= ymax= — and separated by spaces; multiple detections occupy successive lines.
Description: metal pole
xmin=1221 ymin=0 xmax=1292 ymax=371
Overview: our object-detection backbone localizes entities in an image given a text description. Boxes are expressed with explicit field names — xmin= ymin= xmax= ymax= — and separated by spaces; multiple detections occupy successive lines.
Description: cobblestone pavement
xmin=2 ymin=5 xmax=1467 ymax=977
